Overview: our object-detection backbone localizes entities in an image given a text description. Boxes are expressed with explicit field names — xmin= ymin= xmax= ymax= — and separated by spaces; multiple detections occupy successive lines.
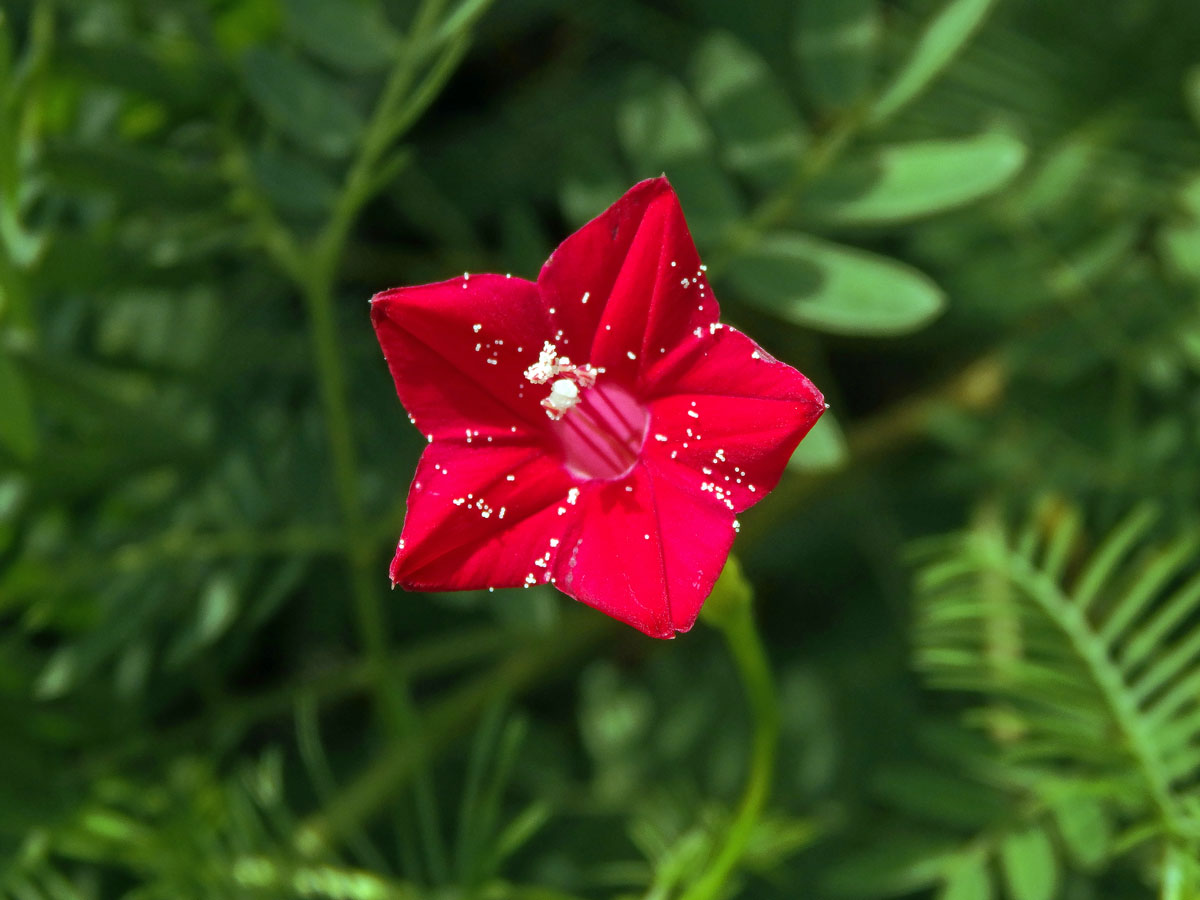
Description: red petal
xmin=390 ymin=441 xmax=578 ymax=590
xmin=551 ymin=464 xmax=735 ymax=638
xmin=537 ymin=178 xmax=716 ymax=389
xmin=642 ymin=325 xmax=825 ymax=514
xmin=371 ymin=274 xmax=553 ymax=443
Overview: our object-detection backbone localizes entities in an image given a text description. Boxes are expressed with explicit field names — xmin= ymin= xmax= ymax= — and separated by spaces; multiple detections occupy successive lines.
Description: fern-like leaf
xmin=913 ymin=499 xmax=1200 ymax=853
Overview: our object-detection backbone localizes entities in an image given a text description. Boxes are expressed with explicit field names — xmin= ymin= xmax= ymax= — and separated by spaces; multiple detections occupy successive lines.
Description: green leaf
xmin=1160 ymin=220 xmax=1200 ymax=282
xmin=249 ymin=144 xmax=339 ymax=217
xmin=793 ymin=0 xmax=880 ymax=110
xmin=44 ymin=141 xmax=223 ymax=208
xmin=242 ymin=48 xmax=365 ymax=158
xmin=823 ymin=836 xmax=959 ymax=896
xmin=788 ymin=411 xmax=847 ymax=472
xmin=281 ymin=0 xmax=399 ymax=72
xmin=58 ymin=40 xmax=227 ymax=109
xmin=619 ymin=71 xmax=710 ymax=165
xmin=1052 ymin=794 xmax=1110 ymax=869
xmin=690 ymin=32 xmax=809 ymax=191
xmin=804 ymin=132 xmax=1027 ymax=225
xmin=435 ymin=0 xmax=499 ymax=44
xmin=618 ymin=70 xmax=742 ymax=244
xmin=871 ymin=765 xmax=1008 ymax=830
xmin=1186 ymin=66 xmax=1200 ymax=126
xmin=166 ymin=573 xmax=240 ymax=667
xmin=940 ymin=854 xmax=992 ymax=900
xmin=0 ymin=351 xmax=36 ymax=461
xmin=869 ymin=0 xmax=999 ymax=125
xmin=1000 ymin=827 xmax=1057 ymax=900
xmin=726 ymin=232 xmax=945 ymax=336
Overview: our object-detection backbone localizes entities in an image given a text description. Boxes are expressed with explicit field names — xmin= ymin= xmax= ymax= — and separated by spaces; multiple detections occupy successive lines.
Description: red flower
xmin=371 ymin=178 xmax=824 ymax=638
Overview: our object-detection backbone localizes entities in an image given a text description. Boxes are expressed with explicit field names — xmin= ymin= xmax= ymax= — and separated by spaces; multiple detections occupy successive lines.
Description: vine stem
xmin=683 ymin=560 xmax=779 ymax=900
xmin=287 ymin=0 xmax=481 ymax=873
xmin=293 ymin=0 xmax=464 ymax=700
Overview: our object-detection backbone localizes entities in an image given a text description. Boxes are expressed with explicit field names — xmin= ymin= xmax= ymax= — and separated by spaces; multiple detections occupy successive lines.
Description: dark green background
xmin=2 ymin=0 xmax=1200 ymax=897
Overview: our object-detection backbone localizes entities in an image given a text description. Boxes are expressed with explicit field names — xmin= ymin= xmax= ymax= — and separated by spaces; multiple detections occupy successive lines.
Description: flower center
xmin=525 ymin=341 xmax=648 ymax=480
xmin=551 ymin=381 xmax=648 ymax=480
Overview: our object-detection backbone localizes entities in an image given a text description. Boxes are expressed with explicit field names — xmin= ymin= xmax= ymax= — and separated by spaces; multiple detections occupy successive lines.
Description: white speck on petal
xmin=473 ymin=323 xmax=482 ymax=332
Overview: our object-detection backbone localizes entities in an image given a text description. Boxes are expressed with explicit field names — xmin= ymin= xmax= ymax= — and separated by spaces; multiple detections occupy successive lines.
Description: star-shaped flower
xmin=371 ymin=178 xmax=824 ymax=638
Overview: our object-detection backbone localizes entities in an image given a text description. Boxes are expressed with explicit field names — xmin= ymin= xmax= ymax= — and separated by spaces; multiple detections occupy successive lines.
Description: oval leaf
xmin=940 ymin=855 xmax=992 ymax=900
xmin=242 ymin=48 xmax=364 ymax=158
xmin=788 ymin=411 xmax=848 ymax=472
xmin=618 ymin=70 xmax=742 ymax=244
xmin=690 ymin=32 xmax=809 ymax=190
xmin=793 ymin=0 xmax=880 ymax=110
xmin=1052 ymin=795 xmax=1110 ymax=869
xmin=1000 ymin=827 xmax=1057 ymax=900
xmin=1186 ymin=66 xmax=1200 ymax=126
xmin=727 ymin=232 xmax=945 ymax=336
xmin=870 ymin=0 xmax=998 ymax=125
xmin=804 ymin=132 xmax=1027 ymax=225
xmin=282 ymin=0 xmax=399 ymax=72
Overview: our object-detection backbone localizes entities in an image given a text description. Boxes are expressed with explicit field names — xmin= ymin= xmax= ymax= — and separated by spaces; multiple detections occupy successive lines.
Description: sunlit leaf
xmin=1000 ymin=827 xmax=1057 ymax=900
xmin=618 ymin=70 xmax=742 ymax=244
xmin=435 ymin=0 xmax=499 ymax=44
xmin=726 ymin=232 xmax=945 ymax=335
xmin=940 ymin=854 xmax=992 ymax=900
xmin=788 ymin=411 xmax=847 ymax=472
xmin=690 ymin=32 xmax=809 ymax=190
xmin=1052 ymin=794 xmax=1110 ymax=869
xmin=869 ymin=0 xmax=999 ymax=124
xmin=804 ymin=132 xmax=1027 ymax=225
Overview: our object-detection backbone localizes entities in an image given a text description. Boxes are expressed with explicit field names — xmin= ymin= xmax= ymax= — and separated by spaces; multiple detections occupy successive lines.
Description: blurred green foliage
xmin=2 ymin=0 xmax=1200 ymax=898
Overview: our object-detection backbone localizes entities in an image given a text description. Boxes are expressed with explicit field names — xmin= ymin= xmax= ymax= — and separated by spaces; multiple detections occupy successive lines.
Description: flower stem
xmin=683 ymin=559 xmax=779 ymax=900
xmin=293 ymin=0 xmax=485 ymax=873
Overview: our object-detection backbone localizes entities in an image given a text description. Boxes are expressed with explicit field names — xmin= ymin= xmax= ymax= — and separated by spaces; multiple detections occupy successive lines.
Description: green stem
xmin=292 ymin=0 xmax=480 ymax=872
xmin=683 ymin=566 xmax=779 ymax=900
xmin=295 ymin=0 xmax=472 ymax=698
xmin=295 ymin=613 xmax=611 ymax=854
